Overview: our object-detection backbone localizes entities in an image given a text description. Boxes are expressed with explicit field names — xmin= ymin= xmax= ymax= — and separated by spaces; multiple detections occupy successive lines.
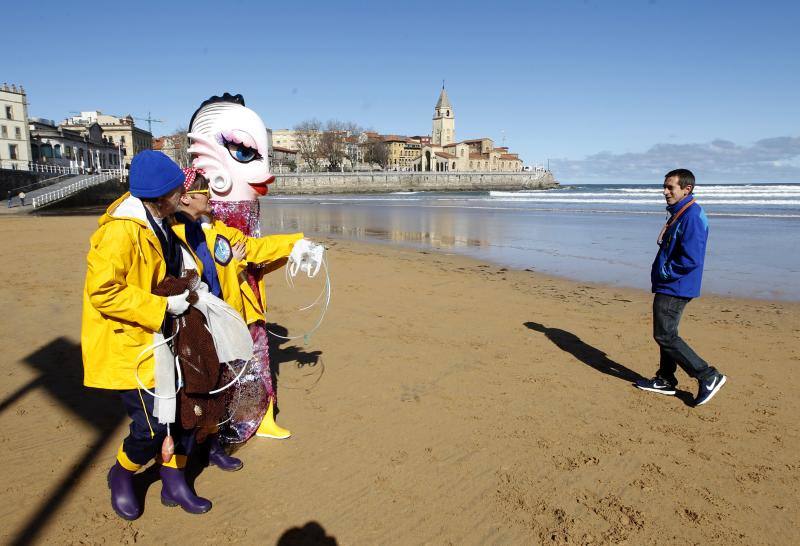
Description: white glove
xmin=166 ymin=290 xmax=190 ymax=315
xmin=288 ymin=238 xmax=324 ymax=278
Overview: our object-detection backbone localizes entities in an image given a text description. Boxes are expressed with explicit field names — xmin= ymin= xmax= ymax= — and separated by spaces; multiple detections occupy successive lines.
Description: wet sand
xmin=0 ymin=214 xmax=798 ymax=545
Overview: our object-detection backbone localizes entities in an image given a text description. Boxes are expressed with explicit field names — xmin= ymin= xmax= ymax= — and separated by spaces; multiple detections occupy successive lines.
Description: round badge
xmin=214 ymin=235 xmax=233 ymax=265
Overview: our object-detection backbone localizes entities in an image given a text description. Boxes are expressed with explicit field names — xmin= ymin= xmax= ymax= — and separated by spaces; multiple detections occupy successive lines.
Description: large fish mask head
xmin=188 ymin=93 xmax=274 ymax=201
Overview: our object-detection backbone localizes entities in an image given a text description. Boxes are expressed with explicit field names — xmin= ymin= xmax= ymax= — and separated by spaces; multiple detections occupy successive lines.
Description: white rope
xmin=208 ymin=357 xmax=251 ymax=394
xmin=134 ymin=327 xmax=182 ymax=400
xmin=267 ymin=256 xmax=331 ymax=342
xmin=134 ymin=320 xmax=251 ymax=398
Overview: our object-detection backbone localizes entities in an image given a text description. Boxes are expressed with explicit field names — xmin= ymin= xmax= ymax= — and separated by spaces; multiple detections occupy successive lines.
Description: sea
xmin=260 ymin=183 xmax=800 ymax=301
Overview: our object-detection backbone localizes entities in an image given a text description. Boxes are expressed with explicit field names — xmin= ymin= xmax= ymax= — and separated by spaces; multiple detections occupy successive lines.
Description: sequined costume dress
xmin=212 ymin=199 xmax=275 ymax=443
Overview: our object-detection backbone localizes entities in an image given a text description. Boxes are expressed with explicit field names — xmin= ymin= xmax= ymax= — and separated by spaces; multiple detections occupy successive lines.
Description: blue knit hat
xmin=129 ymin=150 xmax=185 ymax=198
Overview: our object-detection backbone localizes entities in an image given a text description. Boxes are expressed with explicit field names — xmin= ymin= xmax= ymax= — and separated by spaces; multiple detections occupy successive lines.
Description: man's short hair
xmin=664 ymin=169 xmax=695 ymax=191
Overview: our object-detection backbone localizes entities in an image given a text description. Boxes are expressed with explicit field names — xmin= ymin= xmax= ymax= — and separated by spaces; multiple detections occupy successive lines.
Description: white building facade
xmin=30 ymin=119 xmax=122 ymax=173
xmin=0 ymin=83 xmax=32 ymax=170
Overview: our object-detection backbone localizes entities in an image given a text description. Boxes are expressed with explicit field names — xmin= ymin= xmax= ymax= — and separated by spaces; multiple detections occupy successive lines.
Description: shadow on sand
xmin=3 ymin=330 xmax=329 ymax=543
xmin=267 ymin=323 xmax=324 ymax=415
xmin=277 ymin=520 xmax=338 ymax=546
xmin=1 ymin=337 xmax=126 ymax=546
xmin=524 ymin=321 xmax=694 ymax=406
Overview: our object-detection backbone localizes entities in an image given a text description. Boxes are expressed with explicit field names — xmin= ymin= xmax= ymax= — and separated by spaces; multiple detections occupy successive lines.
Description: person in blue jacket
xmin=635 ymin=169 xmax=727 ymax=406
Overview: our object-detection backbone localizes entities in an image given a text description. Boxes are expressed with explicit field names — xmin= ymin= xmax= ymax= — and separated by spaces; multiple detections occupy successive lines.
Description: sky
xmin=3 ymin=0 xmax=799 ymax=183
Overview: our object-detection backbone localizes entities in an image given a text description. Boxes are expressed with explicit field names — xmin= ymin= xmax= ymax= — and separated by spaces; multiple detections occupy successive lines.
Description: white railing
xmin=32 ymin=170 xmax=123 ymax=209
xmin=28 ymin=162 xmax=80 ymax=175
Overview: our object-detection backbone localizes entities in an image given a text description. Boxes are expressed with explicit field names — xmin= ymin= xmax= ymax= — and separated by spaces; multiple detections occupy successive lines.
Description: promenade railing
xmin=32 ymin=170 xmax=123 ymax=209
xmin=28 ymin=163 xmax=80 ymax=175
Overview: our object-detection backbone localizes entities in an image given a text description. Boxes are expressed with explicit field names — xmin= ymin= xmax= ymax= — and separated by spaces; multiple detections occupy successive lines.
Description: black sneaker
xmin=695 ymin=372 xmax=727 ymax=406
xmin=635 ymin=377 xmax=677 ymax=395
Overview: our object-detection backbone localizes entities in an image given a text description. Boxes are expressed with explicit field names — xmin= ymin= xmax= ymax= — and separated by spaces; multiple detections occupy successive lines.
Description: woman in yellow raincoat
xmin=173 ymin=171 xmax=303 ymax=469
xmin=82 ymin=151 xmax=211 ymax=520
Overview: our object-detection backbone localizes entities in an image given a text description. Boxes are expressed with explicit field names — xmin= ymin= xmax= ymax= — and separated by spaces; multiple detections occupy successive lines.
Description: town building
xmin=62 ymin=111 xmax=152 ymax=168
xmin=272 ymin=129 xmax=300 ymax=151
xmin=384 ymin=135 xmax=408 ymax=170
xmin=382 ymin=135 xmax=424 ymax=171
xmin=431 ymin=87 xmax=455 ymax=146
xmin=0 ymin=83 xmax=32 ymax=170
xmin=152 ymin=132 xmax=190 ymax=167
xmin=410 ymin=87 xmax=523 ymax=172
xmin=29 ymin=118 xmax=121 ymax=172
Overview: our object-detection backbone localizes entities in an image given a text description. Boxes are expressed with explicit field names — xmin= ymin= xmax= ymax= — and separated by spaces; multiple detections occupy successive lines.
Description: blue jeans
xmin=653 ymin=293 xmax=717 ymax=382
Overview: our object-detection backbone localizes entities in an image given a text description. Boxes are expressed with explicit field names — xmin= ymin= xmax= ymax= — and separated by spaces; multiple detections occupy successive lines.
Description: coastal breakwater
xmin=271 ymin=171 xmax=558 ymax=195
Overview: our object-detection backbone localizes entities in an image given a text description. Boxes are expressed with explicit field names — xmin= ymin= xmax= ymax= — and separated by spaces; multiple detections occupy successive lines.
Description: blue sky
xmin=3 ymin=0 xmax=798 ymax=183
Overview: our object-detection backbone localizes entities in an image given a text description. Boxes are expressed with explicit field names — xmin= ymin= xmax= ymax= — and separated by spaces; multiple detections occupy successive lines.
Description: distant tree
xmin=168 ymin=127 xmax=191 ymax=168
xmin=363 ymin=138 xmax=389 ymax=170
xmin=317 ymin=120 xmax=364 ymax=172
xmin=294 ymin=119 xmax=323 ymax=172
xmin=340 ymin=122 xmax=363 ymax=170
xmin=318 ymin=120 xmax=346 ymax=172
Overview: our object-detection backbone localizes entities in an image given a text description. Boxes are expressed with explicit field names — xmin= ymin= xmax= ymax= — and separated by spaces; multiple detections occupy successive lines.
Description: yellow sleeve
xmin=85 ymin=222 xmax=167 ymax=332
xmin=215 ymin=221 xmax=304 ymax=265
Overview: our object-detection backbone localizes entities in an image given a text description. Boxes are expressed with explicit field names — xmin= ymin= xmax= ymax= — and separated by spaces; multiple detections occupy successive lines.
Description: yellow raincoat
xmin=81 ymin=193 xmax=202 ymax=390
xmin=171 ymin=219 xmax=303 ymax=325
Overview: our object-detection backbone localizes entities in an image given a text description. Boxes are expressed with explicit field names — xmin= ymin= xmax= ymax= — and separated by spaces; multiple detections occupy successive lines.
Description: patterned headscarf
xmin=182 ymin=167 xmax=206 ymax=192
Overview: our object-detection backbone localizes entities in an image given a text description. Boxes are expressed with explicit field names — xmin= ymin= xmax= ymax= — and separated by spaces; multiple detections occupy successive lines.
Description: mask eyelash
xmin=221 ymin=136 xmax=262 ymax=164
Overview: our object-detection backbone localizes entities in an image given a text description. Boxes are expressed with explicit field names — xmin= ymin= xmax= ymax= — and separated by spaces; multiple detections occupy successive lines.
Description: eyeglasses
xmin=187 ymin=190 xmax=209 ymax=196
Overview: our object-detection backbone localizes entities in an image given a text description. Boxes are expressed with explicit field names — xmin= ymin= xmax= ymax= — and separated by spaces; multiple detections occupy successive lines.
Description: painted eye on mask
xmin=223 ymin=139 xmax=262 ymax=163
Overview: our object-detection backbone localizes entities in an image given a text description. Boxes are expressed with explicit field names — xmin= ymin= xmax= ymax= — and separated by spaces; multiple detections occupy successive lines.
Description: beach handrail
xmin=32 ymin=171 xmax=121 ymax=209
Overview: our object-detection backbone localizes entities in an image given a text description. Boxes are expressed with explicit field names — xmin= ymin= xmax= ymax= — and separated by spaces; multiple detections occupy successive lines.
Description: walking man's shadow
xmin=524 ymin=321 xmax=694 ymax=405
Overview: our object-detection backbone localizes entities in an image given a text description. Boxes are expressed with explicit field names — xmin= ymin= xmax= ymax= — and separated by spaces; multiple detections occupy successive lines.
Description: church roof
xmin=435 ymin=87 xmax=451 ymax=109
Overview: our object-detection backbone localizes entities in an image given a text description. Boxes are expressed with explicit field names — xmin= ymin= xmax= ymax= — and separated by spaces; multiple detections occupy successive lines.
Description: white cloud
xmin=551 ymin=136 xmax=800 ymax=183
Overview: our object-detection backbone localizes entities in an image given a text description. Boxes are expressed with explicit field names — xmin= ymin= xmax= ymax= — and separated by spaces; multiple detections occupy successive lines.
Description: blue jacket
xmin=651 ymin=194 xmax=709 ymax=298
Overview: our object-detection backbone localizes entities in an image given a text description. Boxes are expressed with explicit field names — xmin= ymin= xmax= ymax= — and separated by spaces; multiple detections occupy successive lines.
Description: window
xmin=5 ymin=106 xmax=12 ymax=119
xmin=66 ymin=145 xmax=73 ymax=159
xmin=54 ymin=144 xmax=62 ymax=159
xmin=15 ymin=127 xmax=21 ymax=138
xmin=9 ymin=144 xmax=18 ymax=159
xmin=0 ymin=125 xmax=6 ymax=138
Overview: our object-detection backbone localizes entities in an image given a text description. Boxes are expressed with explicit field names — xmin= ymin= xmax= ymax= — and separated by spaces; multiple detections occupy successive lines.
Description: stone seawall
xmin=271 ymin=171 xmax=558 ymax=195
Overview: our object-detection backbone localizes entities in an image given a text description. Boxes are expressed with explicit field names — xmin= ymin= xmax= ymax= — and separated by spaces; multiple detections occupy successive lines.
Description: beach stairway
xmin=26 ymin=170 xmax=124 ymax=210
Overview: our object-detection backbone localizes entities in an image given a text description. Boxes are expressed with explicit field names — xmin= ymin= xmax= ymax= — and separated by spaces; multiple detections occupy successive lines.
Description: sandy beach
xmin=1 ymin=213 xmax=798 ymax=545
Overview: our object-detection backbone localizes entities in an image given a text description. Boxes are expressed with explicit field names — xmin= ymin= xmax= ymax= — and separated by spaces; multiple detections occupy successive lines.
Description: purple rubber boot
xmin=159 ymin=466 xmax=212 ymax=514
xmin=107 ymin=462 xmax=141 ymax=520
xmin=208 ymin=435 xmax=243 ymax=472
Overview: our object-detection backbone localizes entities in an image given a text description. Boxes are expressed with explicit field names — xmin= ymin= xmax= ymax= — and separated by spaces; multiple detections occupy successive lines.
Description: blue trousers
xmin=119 ymin=389 xmax=195 ymax=467
xmin=653 ymin=293 xmax=717 ymax=382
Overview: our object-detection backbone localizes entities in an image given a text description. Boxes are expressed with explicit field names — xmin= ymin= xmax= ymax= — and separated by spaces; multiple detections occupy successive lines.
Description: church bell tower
xmin=432 ymin=85 xmax=455 ymax=146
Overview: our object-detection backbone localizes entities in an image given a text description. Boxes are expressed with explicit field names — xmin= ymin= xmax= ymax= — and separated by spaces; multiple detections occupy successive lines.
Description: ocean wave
xmin=486 ymin=197 xmax=800 ymax=205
